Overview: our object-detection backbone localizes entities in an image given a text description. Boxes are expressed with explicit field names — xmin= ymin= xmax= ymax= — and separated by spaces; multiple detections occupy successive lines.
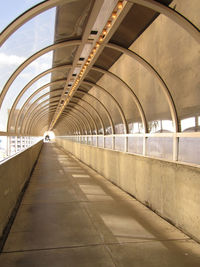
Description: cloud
xmin=0 ymin=52 xmax=26 ymax=66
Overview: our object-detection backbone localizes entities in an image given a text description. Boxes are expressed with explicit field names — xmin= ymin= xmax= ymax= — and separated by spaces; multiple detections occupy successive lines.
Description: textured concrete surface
xmin=1 ymin=143 xmax=200 ymax=266
xmin=56 ymin=138 xmax=200 ymax=243
xmin=0 ymin=141 xmax=43 ymax=238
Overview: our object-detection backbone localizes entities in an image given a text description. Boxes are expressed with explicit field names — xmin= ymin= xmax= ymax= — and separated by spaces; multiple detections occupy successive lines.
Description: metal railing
xmin=57 ymin=132 xmax=200 ymax=166
xmin=0 ymin=133 xmax=42 ymax=161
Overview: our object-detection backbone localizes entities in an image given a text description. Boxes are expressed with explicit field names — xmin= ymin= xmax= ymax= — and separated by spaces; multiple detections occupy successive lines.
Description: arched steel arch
xmin=23 ymin=91 xmax=97 ymax=136
xmin=26 ymin=103 xmax=58 ymax=132
xmin=62 ymin=108 xmax=91 ymax=135
xmin=24 ymin=96 xmax=101 ymax=136
xmin=7 ymin=64 xmax=71 ymax=130
xmin=1 ymin=0 xmax=198 ymax=47
xmin=23 ymin=99 xmax=63 ymax=134
xmin=91 ymin=66 xmax=147 ymax=132
xmin=32 ymin=113 xmax=78 ymax=136
xmin=14 ymin=80 xmax=66 ymax=132
xmin=128 ymin=0 xmax=200 ymax=43
xmin=24 ymin=98 xmax=60 ymax=128
xmin=30 ymin=110 xmax=83 ymax=136
xmin=39 ymin=106 xmax=92 ymax=135
xmin=54 ymin=115 xmax=81 ymax=135
xmin=55 ymin=117 xmax=78 ymax=135
xmin=55 ymin=113 xmax=84 ymax=135
xmin=19 ymin=94 xmax=62 ymax=134
xmin=0 ymin=40 xmax=81 ymax=108
xmin=57 ymin=110 xmax=89 ymax=135
xmin=67 ymin=105 xmax=97 ymax=134
xmin=77 ymin=89 xmax=115 ymax=134
xmin=25 ymin=102 xmax=93 ymax=136
xmin=82 ymin=80 xmax=128 ymax=134
xmin=0 ymin=0 xmax=199 ymax=136
xmin=15 ymin=80 xmax=112 ymax=135
xmin=22 ymin=97 xmax=63 ymax=133
xmin=105 ymin=42 xmax=179 ymax=132
xmin=69 ymin=97 xmax=105 ymax=134
xmin=45 ymin=112 xmax=85 ymax=135
xmin=0 ymin=0 xmax=61 ymax=46
xmin=16 ymin=89 xmax=63 ymax=133
xmin=8 ymin=63 xmax=141 ymax=135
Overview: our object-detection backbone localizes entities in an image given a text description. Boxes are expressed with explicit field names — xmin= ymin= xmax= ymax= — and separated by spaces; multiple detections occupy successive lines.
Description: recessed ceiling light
xmin=90 ymin=30 xmax=98 ymax=35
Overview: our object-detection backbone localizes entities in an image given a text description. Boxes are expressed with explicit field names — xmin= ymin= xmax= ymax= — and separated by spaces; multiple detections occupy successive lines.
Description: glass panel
xmin=149 ymin=120 xmax=174 ymax=133
xmin=128 ymin=136 xmax=143 ymax=154
xmin=128 ymin=13 xmax=199 ymax=131
xmin=98 ymin=136 xmax=104 ymax=148
xmin=105 ymin=136 xmax=112 ymax=149
xmin=178 ymin=137 xmax=200 ymax=165
xmin=29 ymin=88 xmax=50 ymax=105
xmin=81 ymin=136 xmax=87 ymax=144
xmin=16 ymin=73 xmax=51 ymax=109
xmin=169 ymin=0 xmax=200 ymax=29
xmin=0 ymin=8 xmax=55 ymax=94
xmin=81 ymin=94 xmax=110 ymax=132
xmin=146 ymin=137 xmax=173 ymax=160
xmin=0 ymin=135 xmax=41 ymax=161
xmin=92 ymin=136 xmax=97 ymax=146
xmin=35 ymin=95 xmax=49 ymax=105
xmin=0 ymin=0 xmax=44 ymax=32
xmin=105 ymin=126 xmax=112 ymax=135
xmin=181 ymin=117 xmax=197 ymax=132
xmin=0 ymin=52 xmax=53 ymax=131
xmin=115 ymin=136 xmax=125 ymax=151
xmin=106 ymin=53 xmax=174 ymax=133
xmin=0 ymin=136 xmax=8 ymax=161
xmin=88 ymin=136 xmax=92 ymax=145
xmin=89 ymin=86 xmax=123 ymax=132
xmin=97 ymin=70 xmax=142 ymax=132
xmin=72 ymin=100 xmax=100 ymax=132
xmin=115 ymin=123 xmax=125 ymax=134
xmin=128 ymin=122 xmax=143 ymax=134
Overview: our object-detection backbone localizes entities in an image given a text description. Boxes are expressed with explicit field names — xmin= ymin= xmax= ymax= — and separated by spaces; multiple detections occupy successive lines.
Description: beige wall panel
xmin=0 ymin=141 xmax=43 ymax=238
xmin=56 ymin=138 xmax=200 ymax=243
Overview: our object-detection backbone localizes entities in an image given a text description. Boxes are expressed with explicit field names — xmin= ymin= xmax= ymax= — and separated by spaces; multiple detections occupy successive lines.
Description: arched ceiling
xmin=0 ymin=0 xmax=199 ymax=136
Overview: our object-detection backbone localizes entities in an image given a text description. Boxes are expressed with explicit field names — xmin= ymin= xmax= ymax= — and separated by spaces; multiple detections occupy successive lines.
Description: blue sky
xmin=0 ymin=1 xmax=56 ymax=131
xmin=0 ymin=0 xmax=44 ymax=32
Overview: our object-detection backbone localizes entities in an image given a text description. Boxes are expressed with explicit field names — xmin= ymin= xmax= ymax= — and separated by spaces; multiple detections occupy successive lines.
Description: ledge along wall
xmin=56 ymin=137 xmax=200 ymax=243
xmin=0 ymin=141 xmax=43 ymax=240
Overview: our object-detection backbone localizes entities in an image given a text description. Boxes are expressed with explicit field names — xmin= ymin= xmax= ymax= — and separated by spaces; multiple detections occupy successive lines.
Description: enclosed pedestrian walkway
xmin=0 ymin=0 xmax=200 ymax=265
xmin=0 ymin=143 xmax=200 ymax=266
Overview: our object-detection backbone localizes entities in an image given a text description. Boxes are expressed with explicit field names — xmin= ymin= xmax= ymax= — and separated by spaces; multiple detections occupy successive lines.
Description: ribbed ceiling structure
xmin=0 ymin=0 xmax=199 ymax=141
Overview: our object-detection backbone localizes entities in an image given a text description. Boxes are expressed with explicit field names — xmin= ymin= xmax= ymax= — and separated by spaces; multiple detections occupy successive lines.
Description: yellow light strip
xmin=50 ymin=0 xmax=125 ymax=130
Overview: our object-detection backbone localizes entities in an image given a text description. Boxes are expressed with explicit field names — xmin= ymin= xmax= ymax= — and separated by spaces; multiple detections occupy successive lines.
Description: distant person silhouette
xmin=45 ymin=135 xmax=50 ymax=142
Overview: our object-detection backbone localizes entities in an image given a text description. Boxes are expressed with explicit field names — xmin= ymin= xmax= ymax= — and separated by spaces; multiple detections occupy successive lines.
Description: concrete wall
xmin=0 ymin=141 xmax=43 ymax=239
xmin=56 ymin=138 xmax=200 ymax=243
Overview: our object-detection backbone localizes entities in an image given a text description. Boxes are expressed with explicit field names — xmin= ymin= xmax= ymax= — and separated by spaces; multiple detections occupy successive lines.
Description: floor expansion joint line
xmin=2 ymin=238 xmax=193 ymax=254
xmin=1 ymin=143 xmax=200 ymax=267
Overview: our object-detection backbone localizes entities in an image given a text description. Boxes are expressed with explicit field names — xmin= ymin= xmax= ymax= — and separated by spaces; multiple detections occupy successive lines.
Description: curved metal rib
xmin=77 ymin=89 xmax=115 ymax=134
xmin=0 ymin=40 xmax=81 ymax=108
xmin=91 ymin=66 xmax=147 ymax=133
xmin=106 ymin=42 xmax=179 ymax=132
xmin=7 ymin=64 xmax=71 ymax=131
xmin=128 ymin=0 xmax=200 ymax=44
xmin=83 ymin=80 xmax=128 ymax=134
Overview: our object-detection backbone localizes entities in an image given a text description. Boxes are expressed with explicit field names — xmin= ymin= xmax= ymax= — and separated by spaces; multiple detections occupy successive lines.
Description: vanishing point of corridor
xmin=1 ymin=143 xmax=200 ymax=266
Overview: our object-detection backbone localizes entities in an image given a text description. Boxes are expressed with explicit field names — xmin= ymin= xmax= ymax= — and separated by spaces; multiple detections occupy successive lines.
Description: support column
xmin=112 ymin=135 xmax=115 ymax=150
xmin=173 ymin=134 xmax=179 ymax=161
xmin=143 ymin=135 xmax=147 ymax=156
xmin=124 ymin=136 xmax=128 ymax=152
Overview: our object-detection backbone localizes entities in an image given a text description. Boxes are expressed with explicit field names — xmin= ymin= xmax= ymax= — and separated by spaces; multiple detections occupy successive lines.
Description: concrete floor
xmin=1 ymin=143 xmax=200 ymax=266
